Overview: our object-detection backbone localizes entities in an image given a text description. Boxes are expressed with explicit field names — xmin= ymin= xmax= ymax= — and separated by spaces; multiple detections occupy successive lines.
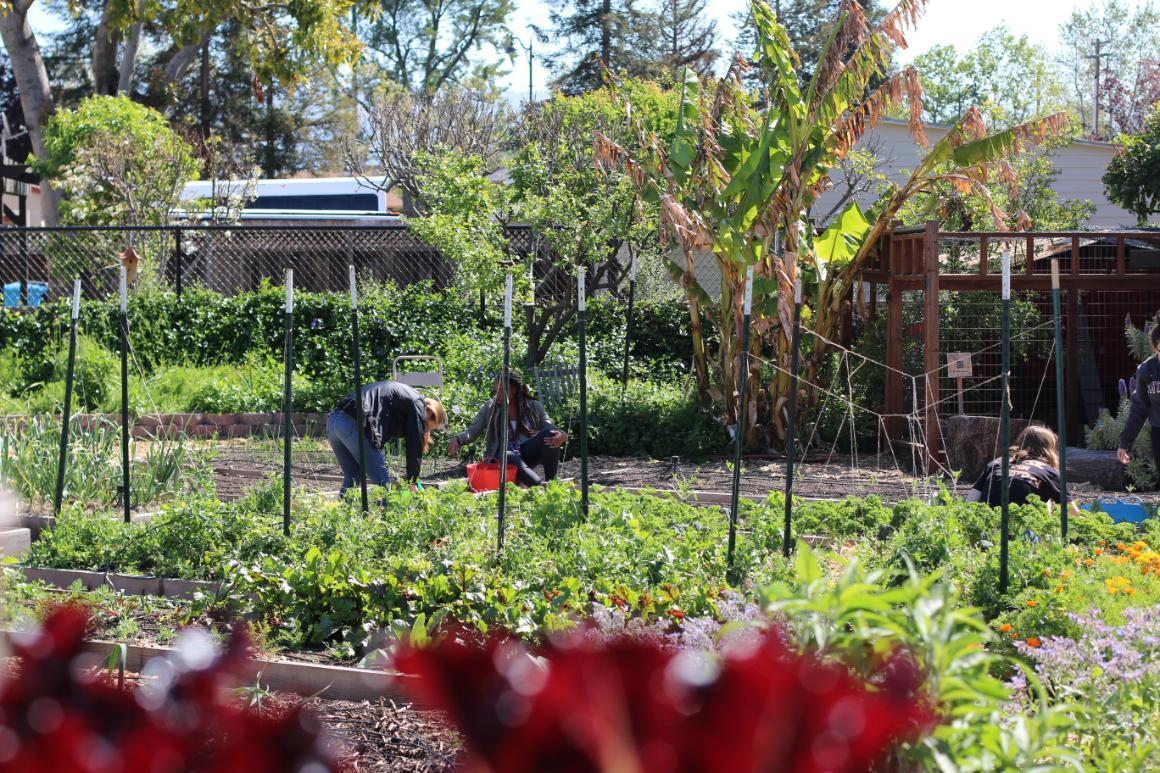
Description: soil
xmin=312 ymin=697 xmax=459 ymax=772
xmin=206 ymin=440 xmax=1115 ymax=505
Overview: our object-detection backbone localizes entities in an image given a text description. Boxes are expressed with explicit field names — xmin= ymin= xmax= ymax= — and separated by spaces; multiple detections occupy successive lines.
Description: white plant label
xmin=1001 ymin=252 xmax=1011 ymax=299
xmin=71 ymin=280 xmax=81 ymax=320
xmin=577 ymin=267 xmax=586 ymax=311
xmin=504 ymin=274 xmax=513 ymax=328
xmin=794 ymin=279 xmax=803 ymax=305
xmin=285 ymin=269 xmax=294 ymax=312
xmin=119 ymin=267 xmax=127 ymax=312
xmin=348 ymin=265 xmax=358 ymax=308
xmin=743 ymin=265 xmax=753 ymax=314
xmin=630 ymin=252 xmax=638 ymax=282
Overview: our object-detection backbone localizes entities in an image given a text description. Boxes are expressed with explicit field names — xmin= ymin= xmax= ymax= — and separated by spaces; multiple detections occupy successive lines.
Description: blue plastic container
xmin=1082 ymin=498 xmax=1156 ymax=524
xmin=3 ymin=281 xmax=49 ymax=308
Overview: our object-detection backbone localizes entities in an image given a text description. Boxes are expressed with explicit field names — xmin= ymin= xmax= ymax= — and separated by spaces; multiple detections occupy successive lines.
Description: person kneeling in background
xmin=327 ymin=380 xmax=446 ymax=495
xmin=448 ymin=370 xmax=567 ymax=487
xmin=968 ymin=424 xmax=1066 ymax=507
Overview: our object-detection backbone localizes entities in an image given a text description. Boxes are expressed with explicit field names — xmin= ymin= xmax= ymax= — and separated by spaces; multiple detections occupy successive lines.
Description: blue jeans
xmin=327 ymin=410 xmax=390 ymax=496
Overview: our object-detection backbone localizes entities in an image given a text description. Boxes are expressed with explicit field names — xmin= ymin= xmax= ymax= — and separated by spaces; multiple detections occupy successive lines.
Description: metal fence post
xmin=782 ymin=279 xmax=803 ymax=558
xmin=1000 ymin=252 xmax=1011 ymax=594
xmin=1051 ymin=260 xmax=1069 ymax=540
xmin=119 ymin=268 xmax=131 ymax=522
xmin=53 ymin=281 xmax=81 ymax=515
xmin=498 ymin=274 xmax=512 ymax=550
xmin=349 ymin=265 xmax=369 ymax=514
xmin=174 ymin=228 xmax=183 ymax=299
xmin=728 ymin=265 xmax=753 ymax=579
xmin=283 ymin=269 xmax=294 ymax=535
xmin=578 ymin=267 xmax=589 ymax=520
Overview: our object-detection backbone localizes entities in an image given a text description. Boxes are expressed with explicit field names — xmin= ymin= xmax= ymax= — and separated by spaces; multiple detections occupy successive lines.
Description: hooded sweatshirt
xmin=1119 ymin=355 xmax=1160 ymax=451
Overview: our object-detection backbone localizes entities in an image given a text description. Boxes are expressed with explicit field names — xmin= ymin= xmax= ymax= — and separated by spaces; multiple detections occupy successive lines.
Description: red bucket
xmin=466 ymin=462 xmax=517 ymax=492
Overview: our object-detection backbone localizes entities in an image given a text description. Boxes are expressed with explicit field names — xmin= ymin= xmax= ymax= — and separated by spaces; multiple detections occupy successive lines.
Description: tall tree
xmin=361 ymin=0 xmax=516 ymax=94
xmin=1058 ymin=0 xmax=1160 ymax=138
xmin=1103 ymin=104 xmax=1160 ymax=225
xmin=912 ymin=26 xmax=1067 ymax=127
xmin=0 ymin=0 xmax=363 ymax=223
xmin=652 ymin=0 xmax=717 ymax=74
xmin=539 ymin=0 xmax=656 ymax=94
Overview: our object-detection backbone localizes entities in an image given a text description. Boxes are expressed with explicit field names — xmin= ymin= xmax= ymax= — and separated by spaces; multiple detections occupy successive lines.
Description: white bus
xmin=178 ymin=176 xmax=398 ymax=222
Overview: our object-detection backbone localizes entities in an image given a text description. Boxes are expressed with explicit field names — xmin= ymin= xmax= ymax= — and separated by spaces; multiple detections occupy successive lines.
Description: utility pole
xmin=1086 ymin=39 xmax=1112 ymax=139
xmin=517 ymin=33 xmax=534 ymax=105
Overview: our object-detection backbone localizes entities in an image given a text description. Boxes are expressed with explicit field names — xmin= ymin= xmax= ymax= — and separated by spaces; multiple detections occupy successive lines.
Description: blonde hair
xmin=1010 ymin=425 xmax=1059 ymax=469
xmin=422 ymin=398 xmax=446 ymax=453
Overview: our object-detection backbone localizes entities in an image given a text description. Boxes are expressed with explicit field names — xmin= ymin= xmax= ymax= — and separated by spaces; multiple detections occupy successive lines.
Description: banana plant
xmin=597 ymin=0 xmax=1069 ymax=449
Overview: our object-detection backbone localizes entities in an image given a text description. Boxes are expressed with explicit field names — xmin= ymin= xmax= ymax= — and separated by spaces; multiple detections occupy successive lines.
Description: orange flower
xmin=1026 ymin=600 xmax=1038 ymax=607
xmin=1055 ymin=586 xmax=1064 ymax=593
xmin=1117 ymin=542 xmax=1127 ymax=551
xmin=1100 ymin=540 xmax=1108 ymax=547
xmin=1026 ymin=637 xmax=1041 ymax=648
xmin=1094 ymin=548 xmax=1104 ymax=556
xmin=1011 ymin=632 xmax=1019 ymax=639
xmin=1041 ymin=568 xmax=1052 ymax=576
xmin=1084 ymin=559 xmax=1095 ymax=567
xmin=999 ymin=623 xmax=1012 ymax=632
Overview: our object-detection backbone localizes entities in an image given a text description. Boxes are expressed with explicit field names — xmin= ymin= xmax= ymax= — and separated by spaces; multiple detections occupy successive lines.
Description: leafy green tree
xmin=1103 ymin=104 xmax=1160 ymax=226
xmin=0 ymin=0 xmax=362 ymax=223
xmin=1058 ymin=0 xmax=1160 ymax=138
xmin=360 ymin=0 xmax=515 ymax=93
xmin=411 ymin=80 xmax=678 ymax=365
xmin=539 ymin=0 xmax=657 ymax=94
xmin=40 ymin=95 xmax=198 ymax=226
xmin=912 ymin=26 xmax=1066 ymax=127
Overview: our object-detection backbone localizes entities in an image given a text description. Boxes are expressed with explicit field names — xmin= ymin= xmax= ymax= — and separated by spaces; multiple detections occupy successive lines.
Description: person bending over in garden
xmin=327 ymin=380 xmax=446 ymax=495
xmin=448 ymin=370 xmax=567 ymax=487
xmin=967 ymin=425 xmax=1066 ymax=507
xmin=1117 ymin=324 xmax=1160 ymax=475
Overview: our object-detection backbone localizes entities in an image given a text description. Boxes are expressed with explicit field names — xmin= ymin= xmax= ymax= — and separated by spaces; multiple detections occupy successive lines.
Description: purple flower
xmin=310 ymin=317 xmax=322 ymax=330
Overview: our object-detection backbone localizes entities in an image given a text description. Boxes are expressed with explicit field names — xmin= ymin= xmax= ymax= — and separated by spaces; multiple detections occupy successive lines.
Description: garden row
xmin=8 ymin=480 xmax=1160 ymax=767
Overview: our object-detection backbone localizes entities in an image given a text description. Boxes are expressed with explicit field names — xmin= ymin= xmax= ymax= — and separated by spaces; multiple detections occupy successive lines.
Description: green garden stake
xmin=349 ymin=265 xmax=369 ymax=515
xmin=727 ymin=265 xmax=754 ymax=579
xmin=1051 ymin=259 xmax=1069 ymax=540
xmin=782 ymin=279 xmax=803 ymax=558
xmin=53 ymin=280 xmax=81 ymax=515
xmin=282 ymin=269 xmax=294 ymax=536
xmin=498 ymin=273 xmax=513 ymax=550
xmin=119 ymin=267 xmax=131 ymax=523
xmin=1000 ymin=251 xmax=1012 ymax=594
xmin=621 ymin=252 xmax=637 ymax=394
xmin=578 ymin=266 xmax=589 ymax=520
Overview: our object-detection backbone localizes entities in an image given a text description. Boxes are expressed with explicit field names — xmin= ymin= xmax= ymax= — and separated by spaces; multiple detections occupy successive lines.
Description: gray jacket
xmin=456 ymin=397 xmax=556 ymax=462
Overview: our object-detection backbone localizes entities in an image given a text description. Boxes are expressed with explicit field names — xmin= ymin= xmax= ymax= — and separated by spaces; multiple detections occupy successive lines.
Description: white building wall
xmin=812 ymin=119 xmax=1136 ymax=230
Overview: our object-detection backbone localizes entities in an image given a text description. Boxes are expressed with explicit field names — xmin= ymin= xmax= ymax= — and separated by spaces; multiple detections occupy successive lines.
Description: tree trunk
xmin=600 ymin=0 xmax=611 ymax=69
xmin=199 ymin=39 xmax=212 ymax=135
xmin=92 ymin=1 xmax=121 ymax=95
xmin=117 ymin=21 xmax=144 ymax=94
xmin=0 ymin=5 xmax=60 ymax=225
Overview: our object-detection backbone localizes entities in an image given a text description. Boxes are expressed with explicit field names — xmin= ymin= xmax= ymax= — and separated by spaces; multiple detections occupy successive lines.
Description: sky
xmin=500 ymin=0 xmax=1098 ymax=102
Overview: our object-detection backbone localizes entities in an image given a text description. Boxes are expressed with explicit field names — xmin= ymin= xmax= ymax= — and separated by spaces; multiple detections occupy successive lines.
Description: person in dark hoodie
xmin=327 ymin=381 xmax=446 ymax=495
xmin=968 ymin=425 xmax=1065 ymax=507
xmin=1117 ymin=324 xmax=1160 ymax=472
xmin=448 ymin=370 xmax=567 ymax=487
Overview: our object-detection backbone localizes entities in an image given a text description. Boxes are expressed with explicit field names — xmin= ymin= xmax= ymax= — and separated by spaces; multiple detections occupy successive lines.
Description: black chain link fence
xmin=0 ymin=224 xmax=557 ymax=304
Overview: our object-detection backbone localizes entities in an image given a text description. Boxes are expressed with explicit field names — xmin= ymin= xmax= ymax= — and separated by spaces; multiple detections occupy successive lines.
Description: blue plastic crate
xmin=1081 ymin=498 xmax=1156 ymax=524
xmin=3 ymin=281 xmax=49 ymax=308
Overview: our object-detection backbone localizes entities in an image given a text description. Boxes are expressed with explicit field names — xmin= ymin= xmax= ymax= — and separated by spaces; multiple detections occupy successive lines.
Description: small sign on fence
xmin=948 ymin=352 xmax=972 ymax=415
xmin=947 ymin=352 xmax=973 ymax=378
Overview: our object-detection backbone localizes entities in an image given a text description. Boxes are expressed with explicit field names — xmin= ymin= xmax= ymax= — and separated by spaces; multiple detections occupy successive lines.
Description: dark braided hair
xmin=499 ymin=369 xmax=537 ymax=436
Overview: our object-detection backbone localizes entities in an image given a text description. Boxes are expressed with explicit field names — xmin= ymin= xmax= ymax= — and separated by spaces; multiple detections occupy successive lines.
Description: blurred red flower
xmin=396 ymin=626 xmax=937 ymax=772
xmin=0 ymin=605 xmax=343 ymax=773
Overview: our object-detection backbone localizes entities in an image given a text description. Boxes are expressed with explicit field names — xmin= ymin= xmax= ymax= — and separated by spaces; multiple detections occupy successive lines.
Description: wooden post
xmin=1116 ymin=236 xmax=1126 ymax=275
xmin=923 ymin=221 xmax=941 ymax=473
xmin=1067 ymin=236 xmax=1082 ymax=443
xmin=885 ymin=279 xmax=903 ymax=441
